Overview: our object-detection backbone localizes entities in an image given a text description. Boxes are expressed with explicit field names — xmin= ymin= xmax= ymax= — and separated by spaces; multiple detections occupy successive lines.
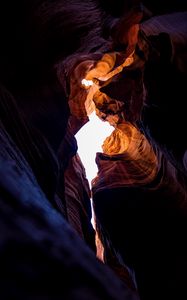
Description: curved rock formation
xmin=92 ymin=122 xmax=158 ymax=191
xmin=0 ymin=1 xmax=187 ymax=299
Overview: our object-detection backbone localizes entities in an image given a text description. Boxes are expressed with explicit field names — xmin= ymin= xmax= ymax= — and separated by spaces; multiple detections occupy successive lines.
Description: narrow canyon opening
xmin=75 ymin=110 xmax=114 ymax=186
xmin=74 ymin=52 xmax=135 ymax=187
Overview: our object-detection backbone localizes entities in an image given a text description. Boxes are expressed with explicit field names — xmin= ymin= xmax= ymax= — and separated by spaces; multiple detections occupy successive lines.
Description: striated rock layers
xmin=0 ymin=1 xmax=187 ymax=299
xmin=67 ymin=9 xmax=187 ymax=300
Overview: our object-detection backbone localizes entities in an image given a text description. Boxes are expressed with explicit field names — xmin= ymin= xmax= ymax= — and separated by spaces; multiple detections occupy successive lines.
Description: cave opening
xmin=75 ymin=110 xmax=114 ymax=186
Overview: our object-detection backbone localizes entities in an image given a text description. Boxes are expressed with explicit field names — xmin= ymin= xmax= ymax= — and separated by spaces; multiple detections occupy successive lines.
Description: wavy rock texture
xmin=66 ymin=12 xmax=187 ymax=299
xmin=1 ymin=1 xmax=187 ymax=300
xmin=64 ymin=153 xmax=96 ymax=251
xmin=92 ymin=122 xmax=158 ymax=192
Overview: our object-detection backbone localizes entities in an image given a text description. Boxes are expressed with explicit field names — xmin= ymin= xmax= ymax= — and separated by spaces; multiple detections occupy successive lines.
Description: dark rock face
xmin=141 ymin=12 xmax=187 ymax=171
xmin=63 ymin=145 xmax=95 ymax=251
xmin=93 ymin=153 xmax=187 ymax=299
xmin=0 ymin=122 xmax=139 ymax=300
xmin=142 ymin=0 xmax=187 ymax=15
xmin=0 ymin=85 xmax=59 ymax=202
xmin=0 ymin=83 xmax=140 ymax=299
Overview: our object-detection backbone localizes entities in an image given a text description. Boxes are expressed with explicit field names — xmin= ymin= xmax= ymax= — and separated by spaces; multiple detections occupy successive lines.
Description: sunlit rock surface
xmin=92 ymin=122 xmax=158 ymax=192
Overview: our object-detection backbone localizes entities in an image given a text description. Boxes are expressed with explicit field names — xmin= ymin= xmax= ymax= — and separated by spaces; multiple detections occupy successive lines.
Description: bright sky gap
xmin=75 ymin=111 xmax=114 ymax=186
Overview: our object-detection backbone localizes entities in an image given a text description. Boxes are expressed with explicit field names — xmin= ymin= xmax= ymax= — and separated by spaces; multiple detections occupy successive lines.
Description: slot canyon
xmin=0 ymin=1 xmax=187 ymax=299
